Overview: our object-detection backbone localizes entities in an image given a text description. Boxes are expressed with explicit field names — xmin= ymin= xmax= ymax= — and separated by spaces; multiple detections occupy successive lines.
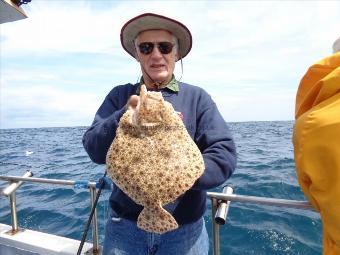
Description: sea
xmin=0 ymin=121 xmax=322 ymax=255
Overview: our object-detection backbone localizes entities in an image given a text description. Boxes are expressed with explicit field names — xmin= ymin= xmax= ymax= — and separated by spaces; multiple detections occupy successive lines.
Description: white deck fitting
xmin=0 ymin=223 xmax=94 ymax=255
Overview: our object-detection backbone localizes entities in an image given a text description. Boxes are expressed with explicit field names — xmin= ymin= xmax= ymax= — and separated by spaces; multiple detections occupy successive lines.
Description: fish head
xmin=137 ymin=84 xmax=167 ymax=126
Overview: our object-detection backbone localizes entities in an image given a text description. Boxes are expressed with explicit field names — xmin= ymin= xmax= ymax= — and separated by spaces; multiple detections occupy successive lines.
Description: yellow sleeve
xmin=293 ymin=83 xmax=340 ymax=254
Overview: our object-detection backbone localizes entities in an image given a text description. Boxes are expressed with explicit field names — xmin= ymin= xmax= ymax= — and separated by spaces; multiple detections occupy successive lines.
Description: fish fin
xmin=137 ymin=204 xmax=178 ymax=234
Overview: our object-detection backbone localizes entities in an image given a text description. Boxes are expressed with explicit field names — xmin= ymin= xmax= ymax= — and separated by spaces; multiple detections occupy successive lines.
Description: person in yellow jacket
xmin=293 ymin=38 xmax=340 ymax=255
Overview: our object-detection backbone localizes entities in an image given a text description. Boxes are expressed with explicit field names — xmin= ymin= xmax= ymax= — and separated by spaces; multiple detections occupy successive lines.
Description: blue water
xmin=0 ymin=121 xmax=322 ymax=254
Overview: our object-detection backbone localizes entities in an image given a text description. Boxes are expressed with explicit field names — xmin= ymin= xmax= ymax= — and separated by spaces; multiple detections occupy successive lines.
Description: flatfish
xmin=106 ymin=84 xmax=204 ymax=234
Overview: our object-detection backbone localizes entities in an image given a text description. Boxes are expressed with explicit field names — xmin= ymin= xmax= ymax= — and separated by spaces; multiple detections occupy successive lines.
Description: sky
xmin=0 ymin=0 xmax=339 ymax=129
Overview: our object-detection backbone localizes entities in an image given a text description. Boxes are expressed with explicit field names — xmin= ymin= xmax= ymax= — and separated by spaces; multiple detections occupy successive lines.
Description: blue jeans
xmin=102 ymin=209 xmax=209 ymax=255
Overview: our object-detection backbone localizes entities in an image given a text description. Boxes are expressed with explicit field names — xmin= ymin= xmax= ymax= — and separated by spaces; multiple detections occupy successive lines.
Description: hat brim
xmin=120 ymin=13 xmax=192 ymax=60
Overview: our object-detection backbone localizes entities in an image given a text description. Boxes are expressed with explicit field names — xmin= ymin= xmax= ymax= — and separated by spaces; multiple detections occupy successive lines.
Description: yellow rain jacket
xmin=293 ymin=52 xmax=340 ymax=255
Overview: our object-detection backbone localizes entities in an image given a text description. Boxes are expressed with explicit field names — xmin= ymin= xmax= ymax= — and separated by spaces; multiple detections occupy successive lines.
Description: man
xmin=293 ymin=38 xmax=340 ymax=255
xmin=83 ymin=13 xmax=237 ymax=255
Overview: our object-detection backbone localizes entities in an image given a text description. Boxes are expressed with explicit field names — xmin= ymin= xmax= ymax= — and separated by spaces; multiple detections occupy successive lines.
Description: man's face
xmin=135 ymin=30 xmax=178 ymax=87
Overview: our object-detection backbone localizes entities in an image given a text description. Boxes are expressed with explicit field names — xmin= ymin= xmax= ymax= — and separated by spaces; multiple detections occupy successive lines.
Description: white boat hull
xmin=0 ymin=223 xmax=95 ymax=255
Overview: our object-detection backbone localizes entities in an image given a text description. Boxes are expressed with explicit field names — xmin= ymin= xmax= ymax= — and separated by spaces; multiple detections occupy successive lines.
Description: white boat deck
xmin=0 ymin=223 xmax=95 ymax=255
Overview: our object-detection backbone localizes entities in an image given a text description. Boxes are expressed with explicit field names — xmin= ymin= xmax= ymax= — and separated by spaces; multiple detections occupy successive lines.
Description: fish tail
xmin=137 ymin=203 xmax=178 ymax=234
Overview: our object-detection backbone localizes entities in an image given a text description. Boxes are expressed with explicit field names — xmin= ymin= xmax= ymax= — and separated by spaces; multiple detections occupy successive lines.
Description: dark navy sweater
xmin=82 ymin=82 xmax=237 ymax=225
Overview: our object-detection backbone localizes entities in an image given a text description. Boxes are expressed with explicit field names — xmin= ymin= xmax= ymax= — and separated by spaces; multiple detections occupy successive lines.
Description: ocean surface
xmin=0 ymin=121 xmax=322 ymax=254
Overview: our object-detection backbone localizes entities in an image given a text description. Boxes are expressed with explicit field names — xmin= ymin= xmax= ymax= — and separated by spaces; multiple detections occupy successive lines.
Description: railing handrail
xmin=207 ymin=191 xmax=313 ymax=210
xmin=2 ymin=176 xmax=313 ymax=211
xmin=1 ymin=175 xmax=315 ymax=255
xmin=0 ymin=175 xmax=97 ymax=188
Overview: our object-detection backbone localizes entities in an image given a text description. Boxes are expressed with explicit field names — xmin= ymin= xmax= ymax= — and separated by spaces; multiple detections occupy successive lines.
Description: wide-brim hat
xmin=120 ymin=13 xmax=192 ymax=60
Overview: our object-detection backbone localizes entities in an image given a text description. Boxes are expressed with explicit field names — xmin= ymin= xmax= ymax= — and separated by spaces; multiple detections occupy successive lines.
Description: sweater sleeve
xmin=82 ymin=89 xmax=126 ymax=164
xmin=192 ymin=93 xmax=237 ymax=190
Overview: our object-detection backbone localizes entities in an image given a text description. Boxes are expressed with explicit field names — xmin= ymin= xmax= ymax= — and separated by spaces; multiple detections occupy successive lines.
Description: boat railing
xmin=1 ymin=172 xmax=315 ymax=255
xmin=207 ymin=186 xmax=314 ymax=255
xmin=0 ymin=171 xmax=101 ymax=254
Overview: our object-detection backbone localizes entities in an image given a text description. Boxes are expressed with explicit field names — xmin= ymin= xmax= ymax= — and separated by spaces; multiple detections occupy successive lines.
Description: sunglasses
xmin=137 ymin=42 xmax=174 ymax=55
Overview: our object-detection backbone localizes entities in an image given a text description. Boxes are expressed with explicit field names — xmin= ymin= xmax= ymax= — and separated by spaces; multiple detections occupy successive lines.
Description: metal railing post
xmin=2 ymin=171 xmax=33 ymax=233
xmin=211 ymin=197 xmax=220 ymax=255
xmin=215 ymin=187 xmax=233 ymax=225
xmin=89 ymin=185 xmax=99 ymax=253
xmin=9 ymin=192 xmax=18 ymax=232
xmin=211 ymin=186 xmax=233 ymax=255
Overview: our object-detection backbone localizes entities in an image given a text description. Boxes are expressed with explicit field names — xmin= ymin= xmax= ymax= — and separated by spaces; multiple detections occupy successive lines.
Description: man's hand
xmin=126 ymin=95 xmax=140 ymax=125
xmin=127 ymin=95 xmax=140 ymax=110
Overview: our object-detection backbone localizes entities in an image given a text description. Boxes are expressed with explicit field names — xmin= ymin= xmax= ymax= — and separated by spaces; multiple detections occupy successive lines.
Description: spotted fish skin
xmin=106 ymin=84 xmax=204 ymax=234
